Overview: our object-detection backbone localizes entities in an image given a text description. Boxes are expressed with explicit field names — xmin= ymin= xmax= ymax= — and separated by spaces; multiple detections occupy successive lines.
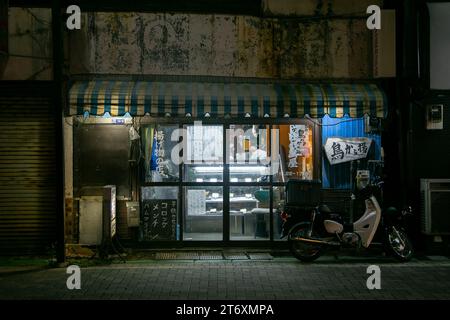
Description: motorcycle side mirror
xmin=401 ymin=206 xmax=413 ymax=216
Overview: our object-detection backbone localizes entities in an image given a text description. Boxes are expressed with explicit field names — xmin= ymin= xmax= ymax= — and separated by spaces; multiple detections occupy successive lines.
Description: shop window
xmin=229 ymin=186 xmax=270 ymax=241
xmin=273 ymin=124 xmax=314 ymax=182
xmin=228 ymin=124 xmax=270 ymax=183
xmin=183 ymin=186 xmax=223 ymax=241
xmin=141 ymin=124 xmax=179 ymax=182
xmin=140 ymin=187 xmax=179 ymax=241
xmin=184 ymin=125 xmax=223 ymax=182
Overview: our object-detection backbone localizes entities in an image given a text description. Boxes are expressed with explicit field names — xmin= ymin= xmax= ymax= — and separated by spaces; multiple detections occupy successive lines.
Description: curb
xmin=0 ymin=265 xmax=51 ymax=277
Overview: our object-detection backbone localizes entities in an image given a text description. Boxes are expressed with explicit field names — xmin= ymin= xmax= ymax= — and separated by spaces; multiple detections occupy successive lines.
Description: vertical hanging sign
xmin=288 ymin=125 xmax=309 ymax=168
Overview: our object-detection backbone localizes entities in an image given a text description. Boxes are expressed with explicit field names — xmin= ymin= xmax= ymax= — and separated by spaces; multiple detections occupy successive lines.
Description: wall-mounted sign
xmin=324 ymin=137 xmax=372 ymax=165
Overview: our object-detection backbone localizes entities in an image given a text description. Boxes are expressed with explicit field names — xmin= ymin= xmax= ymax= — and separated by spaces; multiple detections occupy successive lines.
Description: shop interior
xmin=72 ymin=119 xmax=317 ymax=243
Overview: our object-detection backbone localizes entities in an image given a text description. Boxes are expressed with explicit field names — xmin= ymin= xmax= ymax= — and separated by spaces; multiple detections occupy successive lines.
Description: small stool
xmin=251 ymin=208 xmax=269 ymax=238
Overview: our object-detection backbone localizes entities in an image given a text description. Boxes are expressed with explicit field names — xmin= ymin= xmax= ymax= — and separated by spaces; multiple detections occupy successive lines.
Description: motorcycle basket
xmin=286 ymin=179 xmax=321 ymax=207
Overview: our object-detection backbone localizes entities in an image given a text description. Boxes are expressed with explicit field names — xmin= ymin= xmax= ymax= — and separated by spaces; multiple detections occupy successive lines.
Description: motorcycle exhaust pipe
xmin=290 ymin=237 xmax=340 ymax=247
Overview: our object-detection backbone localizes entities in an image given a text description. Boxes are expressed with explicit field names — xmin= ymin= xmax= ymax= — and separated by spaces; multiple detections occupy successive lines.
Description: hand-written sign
xmin=324 ymin=137 xmax=372 ymax=165
xmin=155 ymin=130 xmax=167 ymax=177
xmin=142 ymin=199 xmax=177 ymax=240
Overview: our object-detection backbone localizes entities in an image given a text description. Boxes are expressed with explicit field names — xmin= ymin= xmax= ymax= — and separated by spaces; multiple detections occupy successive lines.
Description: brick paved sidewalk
xmin=1 ymin=257 xmax=449 ymax=300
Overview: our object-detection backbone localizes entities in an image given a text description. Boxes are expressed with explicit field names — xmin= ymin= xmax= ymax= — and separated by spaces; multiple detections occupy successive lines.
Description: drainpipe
xmin=52 ymin=0 xmax=65 ymax=264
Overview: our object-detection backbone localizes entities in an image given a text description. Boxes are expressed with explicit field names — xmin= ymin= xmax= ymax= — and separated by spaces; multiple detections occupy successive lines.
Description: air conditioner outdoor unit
xmin=421 ymin=179 xmax=450 ymax=235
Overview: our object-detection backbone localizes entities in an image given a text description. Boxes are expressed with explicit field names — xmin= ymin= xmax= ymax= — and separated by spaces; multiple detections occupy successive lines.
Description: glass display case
xmin=185 ymin=164 xmax=224 ymax=182
xmin=229 ymin=186 xmax=270 ymax=240
xmin=184 ymin=186 xmax=223 ymax=240
xmin=183 ymin=185 xmax=271 ymax=241
xmin=186 ymin=164 xmax=270 ymax=183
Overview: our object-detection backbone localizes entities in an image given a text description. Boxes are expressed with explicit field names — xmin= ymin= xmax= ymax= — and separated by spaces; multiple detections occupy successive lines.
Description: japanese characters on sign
xmin=288 ymin=125 xmax=310 ymax=168
xmin=187 ymin=189 xmax=207 ymax=215
xmin=155 ymin=130 xmax=166 ymax=177
xmin=142 ymin=199 xmax=177 ymax=240
xmin=324 ymin=137 xmax=373 ymax=165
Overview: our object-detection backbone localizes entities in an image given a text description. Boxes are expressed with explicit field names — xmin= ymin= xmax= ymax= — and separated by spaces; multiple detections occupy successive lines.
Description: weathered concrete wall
xmin=2 ymin=8 xmax=52 ymax=80
xmin=69 ymin=11 xmax=375 ymax=79
xmin=262 ymin=0 xmax=383 ymax=16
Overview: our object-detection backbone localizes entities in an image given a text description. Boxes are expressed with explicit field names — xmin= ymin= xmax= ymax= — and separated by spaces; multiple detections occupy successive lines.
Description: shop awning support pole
xmin=52 ymin=0 xmax=65 ymax=264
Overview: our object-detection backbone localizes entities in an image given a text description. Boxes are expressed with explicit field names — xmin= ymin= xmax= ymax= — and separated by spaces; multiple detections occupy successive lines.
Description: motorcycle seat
xmin=318 ymin=204 xmax=332 ymax=213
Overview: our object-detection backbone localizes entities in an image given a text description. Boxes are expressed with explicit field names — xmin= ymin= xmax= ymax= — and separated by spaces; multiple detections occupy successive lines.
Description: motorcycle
xmin=279 ymin=176 xmax=414 ymax=262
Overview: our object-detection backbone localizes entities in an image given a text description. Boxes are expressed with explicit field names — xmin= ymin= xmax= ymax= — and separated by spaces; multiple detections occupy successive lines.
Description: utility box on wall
xmin=426 ymin=104 xmax=444 ymax=130
xmin=126 ymin=201 xmax=140 ymax=227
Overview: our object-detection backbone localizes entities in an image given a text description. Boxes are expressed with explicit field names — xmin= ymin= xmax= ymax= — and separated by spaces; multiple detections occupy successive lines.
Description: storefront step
xmin=223 ymin=253 xmax=249 ymax=260
xmin=137 ymin=250 xmax=276 ymax=261
xmin=154 ymin=251 xmax=223 ymax=260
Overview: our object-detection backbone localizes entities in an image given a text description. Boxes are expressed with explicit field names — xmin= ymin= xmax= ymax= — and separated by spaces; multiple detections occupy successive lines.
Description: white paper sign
xmin=324 ymin=137 xmax=372 ymax=165
xmin=288 ymin=125 xmax=310 ymax=168
xmin=187 ymin=189 xmax=206 ymax=215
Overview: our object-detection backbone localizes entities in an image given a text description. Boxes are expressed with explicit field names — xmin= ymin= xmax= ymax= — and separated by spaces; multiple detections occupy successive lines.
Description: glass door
xmin=228 ymin=124 xmax=271 ymax=240
xmin=183 ymin=124 xmax=224 ymax=240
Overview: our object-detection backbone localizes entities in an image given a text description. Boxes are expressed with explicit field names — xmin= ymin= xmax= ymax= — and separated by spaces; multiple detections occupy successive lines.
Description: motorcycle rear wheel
xmin=288 ymin=223 xmax=324 ymax=262
xmin=385 ymin=226 xmax=414 ymax=262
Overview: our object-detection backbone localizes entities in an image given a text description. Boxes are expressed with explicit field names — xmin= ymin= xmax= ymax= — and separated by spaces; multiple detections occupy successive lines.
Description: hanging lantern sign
xmin=324 ymin=137 xmax=372 ymax=165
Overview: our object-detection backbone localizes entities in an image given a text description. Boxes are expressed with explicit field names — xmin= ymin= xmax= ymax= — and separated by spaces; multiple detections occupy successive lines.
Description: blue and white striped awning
xmin=68 ymin=81 xmax=388 ymax=118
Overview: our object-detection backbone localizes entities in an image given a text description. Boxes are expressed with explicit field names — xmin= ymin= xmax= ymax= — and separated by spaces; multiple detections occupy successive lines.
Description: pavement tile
xmin=1 ymin=257 xmax=450 ymax=300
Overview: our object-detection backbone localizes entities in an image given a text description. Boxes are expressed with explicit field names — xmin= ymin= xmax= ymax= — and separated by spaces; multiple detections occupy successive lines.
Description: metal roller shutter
xmin=0 ymin=83 xmax=57 ymax=254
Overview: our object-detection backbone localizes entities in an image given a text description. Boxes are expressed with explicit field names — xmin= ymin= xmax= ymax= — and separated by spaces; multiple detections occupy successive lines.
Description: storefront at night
xmin=65 ymin=79 xmax=387 ymax=246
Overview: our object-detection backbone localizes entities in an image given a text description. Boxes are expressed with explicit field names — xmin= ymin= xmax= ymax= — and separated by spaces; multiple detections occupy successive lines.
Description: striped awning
xmin=68 ymin=81 xmax=388 ymax=118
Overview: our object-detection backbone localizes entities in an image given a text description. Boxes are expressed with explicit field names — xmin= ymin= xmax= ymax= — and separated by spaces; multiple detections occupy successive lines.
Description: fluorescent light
xmin=192 ymin=166 xmax=224 ymax=173
xmin=231 ymin=166 xmax=266 ymax=173
xmin=193 ymin=165 xmax=267 ymax=173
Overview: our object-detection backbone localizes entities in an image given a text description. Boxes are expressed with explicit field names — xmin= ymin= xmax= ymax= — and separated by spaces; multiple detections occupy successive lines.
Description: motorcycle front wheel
xmin=385 ymin=226 xmax=414 ymax=262
xmin=288 ymin=223 xmax=324 ymax=262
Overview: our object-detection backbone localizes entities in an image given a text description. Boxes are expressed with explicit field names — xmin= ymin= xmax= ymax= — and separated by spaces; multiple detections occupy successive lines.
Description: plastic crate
xmin=286 ymin=179 xmax=321 ymax=207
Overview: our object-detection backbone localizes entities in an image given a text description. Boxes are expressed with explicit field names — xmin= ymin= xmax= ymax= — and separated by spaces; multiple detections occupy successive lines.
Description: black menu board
xmin=142 ymin=199 xmax=177 ymax=240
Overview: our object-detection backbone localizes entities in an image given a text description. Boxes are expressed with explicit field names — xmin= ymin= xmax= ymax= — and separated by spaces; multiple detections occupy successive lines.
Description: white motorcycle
xmin=279 ymin=180 xmax=414 ymax=262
